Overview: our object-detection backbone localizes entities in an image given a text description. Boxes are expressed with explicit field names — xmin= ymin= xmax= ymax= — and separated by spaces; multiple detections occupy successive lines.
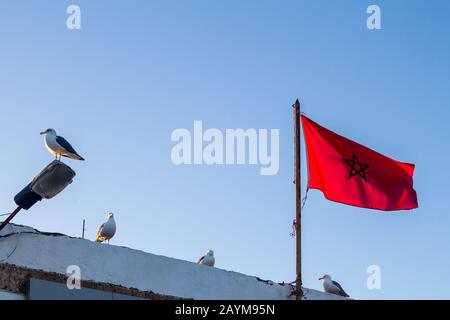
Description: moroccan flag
xmin=301 ymin=115 xmax=418 ymax=211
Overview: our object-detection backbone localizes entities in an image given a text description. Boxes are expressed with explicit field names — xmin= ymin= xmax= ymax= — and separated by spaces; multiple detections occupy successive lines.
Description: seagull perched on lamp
xmin=197 ymin=250 xmax=215 ymax=267
xmin=40 ymin=128 xmax=85 ymax=161
xmin=319 ymin=274 xmax=350 ymax=297
xmin=96 ymin=212 xmax=116 ymax=243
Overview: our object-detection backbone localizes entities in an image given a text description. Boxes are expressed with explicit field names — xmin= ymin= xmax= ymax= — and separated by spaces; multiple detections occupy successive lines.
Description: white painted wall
xmin=0 ymin=224 xmax=345 ymax=300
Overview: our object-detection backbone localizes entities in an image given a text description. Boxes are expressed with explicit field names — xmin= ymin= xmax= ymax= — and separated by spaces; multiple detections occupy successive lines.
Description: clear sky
xmin=0 ymin=0 xmax=449 ymax=299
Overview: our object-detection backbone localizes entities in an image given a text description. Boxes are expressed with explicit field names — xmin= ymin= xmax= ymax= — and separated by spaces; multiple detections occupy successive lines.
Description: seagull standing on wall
xmin=96 ymin=212 xmax=116 ymax=243
xmin=197 ymin=250 xmax=215 ymax=267
xmin=319 ymin=275 xmax=350 ymax=297
xmin=40 ymin=128 xmax=85 ymax=161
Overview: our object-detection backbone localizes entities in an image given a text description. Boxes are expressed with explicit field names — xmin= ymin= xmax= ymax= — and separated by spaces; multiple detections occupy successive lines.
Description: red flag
xmin=301 ymin=115 xmax=418 ymax=211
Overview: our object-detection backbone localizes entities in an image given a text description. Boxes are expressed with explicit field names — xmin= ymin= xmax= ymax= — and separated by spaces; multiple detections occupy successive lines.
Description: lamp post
xmin=0 ymin=160 xmax=76 ymax=233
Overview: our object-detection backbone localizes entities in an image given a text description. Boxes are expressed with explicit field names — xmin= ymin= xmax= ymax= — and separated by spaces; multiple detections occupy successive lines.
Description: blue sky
xmin=0 ymin=0 xmax=449 ymax=299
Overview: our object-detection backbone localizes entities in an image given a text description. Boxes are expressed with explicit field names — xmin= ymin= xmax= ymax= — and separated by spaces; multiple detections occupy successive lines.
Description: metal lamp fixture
xmin=0 ymin=161 xmax=76 ymax=232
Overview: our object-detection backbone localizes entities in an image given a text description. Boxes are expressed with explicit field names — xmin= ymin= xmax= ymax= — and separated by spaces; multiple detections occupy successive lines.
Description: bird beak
xmin=40 ymin=131 xmax=46 ymax=135
xmin=319 ymin=276 xmax=324 ymax=280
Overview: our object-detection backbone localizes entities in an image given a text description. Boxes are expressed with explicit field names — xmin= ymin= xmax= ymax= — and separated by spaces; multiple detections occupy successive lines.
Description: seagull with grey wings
xmin=197 ymin=250 xmax=215 ymax=267
xmin=319 ymin=274 xmax=350 ymax=297
xmin=96 ymin=212 xmax=116 ymax=243
xmin=40 ymin=128 xmax=85 ymax=161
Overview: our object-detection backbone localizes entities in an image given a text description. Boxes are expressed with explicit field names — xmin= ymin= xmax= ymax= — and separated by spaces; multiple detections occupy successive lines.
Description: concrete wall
xmin=0 ymin=290 xmax=25 ymax=300
xmin=0 ymin=224 xmax=345 ymax=300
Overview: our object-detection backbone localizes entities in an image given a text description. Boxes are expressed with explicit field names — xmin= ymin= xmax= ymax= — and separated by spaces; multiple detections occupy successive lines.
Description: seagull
xmin=197 ymin=250 xmax=215 ymax=267
xmin=40 ymin=128 xmax=85 ymax=161
xmin=96 ymin=212 xmax=116 ymax=243
xmin=319 ymin=274 xmax=350 ymax=297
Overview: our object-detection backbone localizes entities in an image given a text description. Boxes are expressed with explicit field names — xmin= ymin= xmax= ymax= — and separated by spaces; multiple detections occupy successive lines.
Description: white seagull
xmin=197 ymin=250 xmax=215 ymax=267
xmin=40 ymin=128 xmax=85 ymax=161
xmin=319 ymin=274 xmax=350 ymax=297
xmin=96 ymin=212 xmax=116 ymax=243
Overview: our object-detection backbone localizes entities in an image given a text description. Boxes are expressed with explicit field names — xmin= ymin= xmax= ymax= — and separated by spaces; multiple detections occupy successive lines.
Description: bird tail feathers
xmin=65 ymin=153 xmax=85 ymax=161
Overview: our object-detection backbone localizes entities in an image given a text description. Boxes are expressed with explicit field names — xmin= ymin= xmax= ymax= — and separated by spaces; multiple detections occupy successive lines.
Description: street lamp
xmin=0 ymin=160 xmax=76 ymax=232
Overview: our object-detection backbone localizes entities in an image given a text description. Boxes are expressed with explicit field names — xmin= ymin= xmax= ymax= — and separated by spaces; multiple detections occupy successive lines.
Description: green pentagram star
xmin=344 ymin=153 xmax=369 ymax=181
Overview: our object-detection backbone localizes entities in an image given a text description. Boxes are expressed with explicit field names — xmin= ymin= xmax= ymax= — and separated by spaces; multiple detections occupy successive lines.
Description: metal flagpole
xmin=293 ymin=99 xmax=303 ymax=300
